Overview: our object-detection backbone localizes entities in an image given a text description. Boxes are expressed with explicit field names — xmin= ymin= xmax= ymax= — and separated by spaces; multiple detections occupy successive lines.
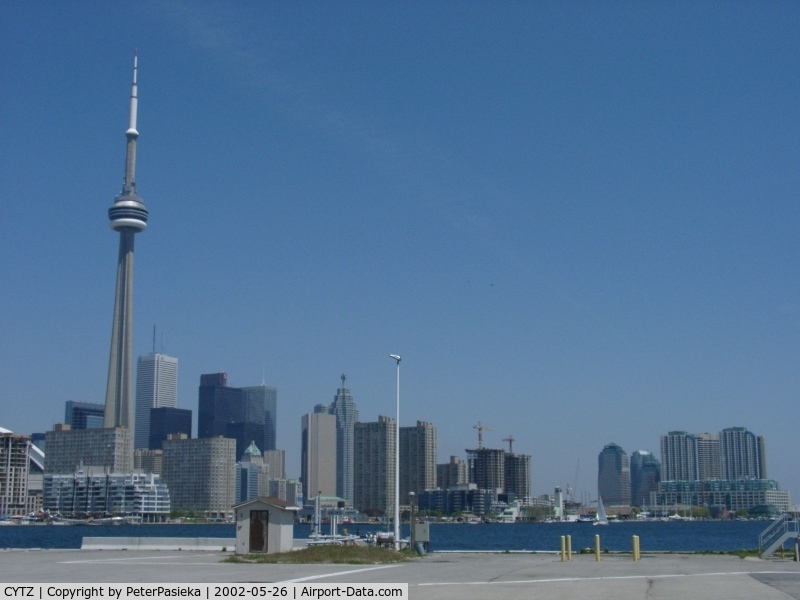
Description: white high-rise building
xmin=660 ymin=431 xmax=698 ymax=482
xmin=134 ymin=353 xmax=178 ymax=449
xmin=720 ymin=427 xmax=767 ymax=480
xmin=694 ymin=433 xmax=722 ymax=480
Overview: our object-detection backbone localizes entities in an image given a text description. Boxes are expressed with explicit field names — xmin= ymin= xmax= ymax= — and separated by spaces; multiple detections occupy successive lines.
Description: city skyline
xmin=2 ymin=3 xmax=799 ymax=503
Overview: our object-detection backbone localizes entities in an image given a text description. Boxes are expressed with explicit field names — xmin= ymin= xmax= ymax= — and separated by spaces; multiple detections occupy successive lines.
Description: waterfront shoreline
xmin=0 ymin=520 xmax=770 ymax=554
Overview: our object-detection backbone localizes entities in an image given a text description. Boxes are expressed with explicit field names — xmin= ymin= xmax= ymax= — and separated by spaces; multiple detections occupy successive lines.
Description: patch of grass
xmin=691 ymin=549 xmax=759 ymax=558
xmin=225 ymin=545 xmax=412 ymax=565
xmin=728 ymin=548 xmax=759 ymax=559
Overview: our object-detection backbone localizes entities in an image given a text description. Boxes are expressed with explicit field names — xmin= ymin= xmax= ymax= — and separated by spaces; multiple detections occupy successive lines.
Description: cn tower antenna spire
xmin=123 ymin=51 xmax=139 ymax=192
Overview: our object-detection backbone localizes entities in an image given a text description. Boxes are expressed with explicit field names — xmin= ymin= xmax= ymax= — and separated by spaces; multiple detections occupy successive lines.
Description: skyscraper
xmin=198 ymin=374 xmax=270 ymax=460
xmin=354 ymin=416 xmax=396 ymax=515
xmin=720 ymin=427 xmax=767 ymax=480
xmin=241 ymin=384 xmax=277 ymax=452
xmin=235 ymin=441 xmax=268 ymax=504
xmin=630 ymin=450 xmax=650 ymax=498
xmin=597 ymin=443 xmax=631 ymax=506
xmin=0 ymin=431 xmax=30 ymax=517
xmin=161 ymin=434 xmax=235 ymax=519
xmin=104 ymin=54 xmax=149 ymax=439
xmin=263 ymin=449 xmax=285 ymax=480
xmin=300 ymin=412 xmax=337 ymax=502
xmin=630 ymin=450 xmax=660 ymax=507
xmin=64 ymin=401 xmax=105 ymax=430
xmin=694 ymin=433 xmax=722 ymax=480
xmin=660 ymin=431 xmax=698 ymax=482
xmin=134 ymin=352 xmax=178 ymax=449
xmin=467 ymin=448 xmax=505 ymax=496
xmin=328 ymin=374 xmax=359 ymax=505
xmin=198 ymin=373 xmax=243 ymax=439
xmin=148 ymin=407 xmax=192 ymax=450
xmin=399 ymin=420 xmax=436 ymax=503
xmin=504 ymin=452 xmax=532 ymax=504
xmin=437 ymin=456 xmax=468 ymax=489
xmin=265 ymin=386 xmax=279 ymax=451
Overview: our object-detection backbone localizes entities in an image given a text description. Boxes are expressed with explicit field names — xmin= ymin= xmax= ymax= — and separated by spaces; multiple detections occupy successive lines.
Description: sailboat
xmin=594 ymin=495 xmax=608 ymax=526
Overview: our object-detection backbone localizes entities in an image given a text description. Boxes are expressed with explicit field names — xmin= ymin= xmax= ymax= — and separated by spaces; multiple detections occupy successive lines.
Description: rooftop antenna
xmin=261 ymin=365 xmax=266 ymax=386
xmin=473 ymin=421 xmax=493 ymax=449
xmin=341 ymin=373 xmax=346 ymax=388
xmin=161 ymin=331 xmax=164 ymax=354
xmin=152 ymin=324 xmax=156 ymax=354
xmin=502 ymin=434 xmax=515 ymax=453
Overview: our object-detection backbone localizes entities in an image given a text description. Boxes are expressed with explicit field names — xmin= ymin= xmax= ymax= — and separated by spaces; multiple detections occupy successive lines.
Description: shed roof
xmin=233 ymin=496 xmax=299 ymax=511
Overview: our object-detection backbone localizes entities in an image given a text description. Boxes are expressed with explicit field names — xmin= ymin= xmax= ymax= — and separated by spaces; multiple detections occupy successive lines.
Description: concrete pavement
xmin=1 ymin=549 xmax=799 ymax=599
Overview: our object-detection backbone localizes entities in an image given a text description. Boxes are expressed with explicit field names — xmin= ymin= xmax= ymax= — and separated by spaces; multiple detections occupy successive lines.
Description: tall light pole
xmin=409 ymin=491 xmax=416 ymax=552
xmin=389 ymin=354 xmax=401 ymax=549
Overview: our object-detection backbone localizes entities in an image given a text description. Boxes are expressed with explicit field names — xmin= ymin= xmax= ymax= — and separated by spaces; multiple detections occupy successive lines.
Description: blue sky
xmin=2 ymin=1 xmax=799 ymax=503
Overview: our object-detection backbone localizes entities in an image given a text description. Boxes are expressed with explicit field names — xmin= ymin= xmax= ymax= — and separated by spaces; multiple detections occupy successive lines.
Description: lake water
xmin=0 ymin=520 xmax=770 ymax=552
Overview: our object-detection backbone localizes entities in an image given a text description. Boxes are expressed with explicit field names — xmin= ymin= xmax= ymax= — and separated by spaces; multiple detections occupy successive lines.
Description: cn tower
xmin=104 ymin=53 xmax=148 ymax=431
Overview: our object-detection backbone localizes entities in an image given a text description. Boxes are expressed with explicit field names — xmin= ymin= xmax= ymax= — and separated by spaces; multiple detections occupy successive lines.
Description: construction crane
xmin=473 ymin=421 xmax=493 ymax=449
xmin=502 ymin=434 xmax=515 ymax=453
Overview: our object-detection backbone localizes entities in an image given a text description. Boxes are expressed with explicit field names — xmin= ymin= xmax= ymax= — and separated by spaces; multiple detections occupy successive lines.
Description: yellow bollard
xmin=595 ymin=534 xmax=601 ymax=562
xmin=560 ymin=536 xmax=566 ymax=562
xmin=632 ymin=535 xmax=640 ymax=561
xmin=567 ymin=534 xmax=572 ymax=561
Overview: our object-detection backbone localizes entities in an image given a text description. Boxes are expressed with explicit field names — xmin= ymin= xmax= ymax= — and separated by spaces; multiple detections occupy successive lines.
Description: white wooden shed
xmin=234 ymin=497 xmax=298 ymax=554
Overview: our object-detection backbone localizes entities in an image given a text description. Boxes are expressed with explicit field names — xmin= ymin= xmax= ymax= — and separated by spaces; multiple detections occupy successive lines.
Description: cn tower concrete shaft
xmin=105 ymin=229 xmax=136 ymax=429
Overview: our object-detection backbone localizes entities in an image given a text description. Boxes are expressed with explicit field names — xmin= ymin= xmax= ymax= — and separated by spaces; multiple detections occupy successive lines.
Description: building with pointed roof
xmin=236 ymin=441 xmax=269 ymax=504
xmin=328 ymin=374 xmax=359 ymax=505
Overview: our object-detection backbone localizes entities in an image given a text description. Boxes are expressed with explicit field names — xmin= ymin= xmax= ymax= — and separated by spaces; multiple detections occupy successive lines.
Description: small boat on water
xmin=594 ymin=496 xmax=608 ymax=526
xmin=495 ymin=501 xmax=521 ymax=524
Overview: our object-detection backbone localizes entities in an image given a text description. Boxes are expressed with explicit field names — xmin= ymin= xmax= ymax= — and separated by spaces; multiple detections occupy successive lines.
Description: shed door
xmin=249 ymin=510 xmax=269 ymax=553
